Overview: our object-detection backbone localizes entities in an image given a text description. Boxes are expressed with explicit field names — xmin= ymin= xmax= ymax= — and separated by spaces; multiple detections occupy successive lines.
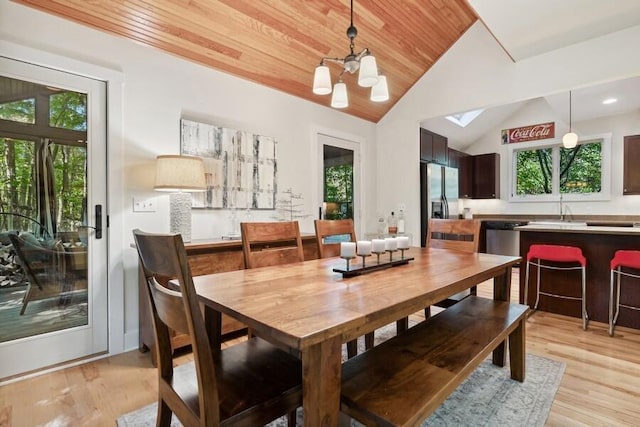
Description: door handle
xmin=95 ymin=204 xmax=102 ymax=239
xmin=79 ymin=204 xmax=103 ymax=239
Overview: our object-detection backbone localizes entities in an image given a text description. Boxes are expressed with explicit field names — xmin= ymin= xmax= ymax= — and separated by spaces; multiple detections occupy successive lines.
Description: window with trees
xmin=323 ymin=145 xmax=354 ymax=220
xmin=0 ymin=76 xmax=87 ymax=235
xmin=511 ymin=136 xmax=609 ymax=200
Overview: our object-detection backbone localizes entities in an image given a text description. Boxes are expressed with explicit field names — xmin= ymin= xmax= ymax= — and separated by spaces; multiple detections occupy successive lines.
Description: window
xmin=323 ymin=145 xmax=353 ymax=220
xmin=510 ymin=134 xmax=610 ymax=201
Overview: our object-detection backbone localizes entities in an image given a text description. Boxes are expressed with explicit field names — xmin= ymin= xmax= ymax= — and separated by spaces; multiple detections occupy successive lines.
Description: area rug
xmin=117 ymin=326 xmax=565 ymax=427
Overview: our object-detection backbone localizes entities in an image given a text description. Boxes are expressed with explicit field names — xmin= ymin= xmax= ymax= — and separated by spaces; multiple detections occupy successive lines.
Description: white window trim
xmin=508 ymin=132 xmax=611 ymax=203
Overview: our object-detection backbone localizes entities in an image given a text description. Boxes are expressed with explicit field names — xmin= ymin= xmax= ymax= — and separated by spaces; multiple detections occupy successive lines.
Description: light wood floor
xmin=1 ymin=270 xmax=639 ymax=426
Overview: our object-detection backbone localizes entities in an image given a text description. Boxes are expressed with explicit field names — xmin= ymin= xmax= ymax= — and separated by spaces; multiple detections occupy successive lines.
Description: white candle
xmin=340 ymin=241 xmax=356 ymax=258
xmin=371 ymin=239 xmax=386 ymax=253
xmin=385 ymin=237 xmax=398 ymax=251
xmin=357 ymin=240 xmax=372 ymax=256
xmin=397 ymin=236 xmax=410 ymax=249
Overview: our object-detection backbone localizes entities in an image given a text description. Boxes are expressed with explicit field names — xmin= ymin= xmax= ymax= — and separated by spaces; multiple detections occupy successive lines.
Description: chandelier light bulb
xmin=562 ymin=132 xmax=578 ymax=148
xmin=313 ymin=64 xmax=332 ymax=95
xmin=370 ymin=74 xmax=389 ymax=102
xmin=358 ymin=54 xmax=379 ymax=87
xmin=331 ymin=81 xmax=348 ymax=108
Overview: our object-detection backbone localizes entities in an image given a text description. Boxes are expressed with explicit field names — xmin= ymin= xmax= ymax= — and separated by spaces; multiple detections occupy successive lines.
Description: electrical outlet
xmin=398 ymin=203 xmax=406 ymax=212
xmin=133 ymin=197 xmax=156 ymax=212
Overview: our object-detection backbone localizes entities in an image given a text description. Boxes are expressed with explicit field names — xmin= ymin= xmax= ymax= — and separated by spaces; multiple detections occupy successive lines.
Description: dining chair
xmin=241 ymin=221 xmax=304 ymax=269
xmin=133 ymin=229 xmax=302 ymax=427
xmin=314 ymin=219 xmax=374 ymax=358
xmin=402 ymin=218 xmax=482 ymax=329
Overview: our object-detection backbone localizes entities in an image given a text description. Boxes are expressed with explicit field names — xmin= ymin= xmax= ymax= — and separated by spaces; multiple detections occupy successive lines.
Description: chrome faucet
xmin=559 ymin=194 xmax=564 ymax=221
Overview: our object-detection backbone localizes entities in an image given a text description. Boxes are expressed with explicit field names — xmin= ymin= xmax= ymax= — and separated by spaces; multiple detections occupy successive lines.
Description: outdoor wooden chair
xmin=314 ymin=219 xmax=374 ymax=358
xmin=133 ymin=229 xmax=301 ymax=427
xmin=9 ymin=233 xmax=87 ymax=315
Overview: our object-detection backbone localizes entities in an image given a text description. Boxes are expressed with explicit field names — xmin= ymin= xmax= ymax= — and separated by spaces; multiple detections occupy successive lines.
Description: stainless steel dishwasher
xmin=485 ymin=221 xmax=528 ymax=259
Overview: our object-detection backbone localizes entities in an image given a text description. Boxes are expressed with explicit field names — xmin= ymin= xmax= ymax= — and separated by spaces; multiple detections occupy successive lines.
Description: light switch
xmin=133 ymin=197 xmax=156 ymax=212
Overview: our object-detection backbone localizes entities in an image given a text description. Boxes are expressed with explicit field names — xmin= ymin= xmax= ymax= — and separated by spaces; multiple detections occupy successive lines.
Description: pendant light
xmin=562 ymin=91 xmax=578 ymax=148
xmin=312 ymin=0 xmax=389 ymax=107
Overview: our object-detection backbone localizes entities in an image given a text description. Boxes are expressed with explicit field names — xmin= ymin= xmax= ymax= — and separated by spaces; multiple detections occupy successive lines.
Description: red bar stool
xmin=524 ymin=244 xmax=588 ymax=330
xmin=609 ymin=250 xmax=640 ymax=336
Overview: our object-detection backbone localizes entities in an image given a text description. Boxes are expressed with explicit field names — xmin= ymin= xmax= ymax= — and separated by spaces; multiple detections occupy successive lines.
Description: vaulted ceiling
xmin=13 ymin=0 xmax=478 ymax=123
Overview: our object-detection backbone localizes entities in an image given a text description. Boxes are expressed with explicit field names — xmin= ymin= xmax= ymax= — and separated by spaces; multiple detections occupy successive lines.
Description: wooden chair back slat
xmin=147 ymin=279 xmax=190 ymax=336
xmin=426 ymin=219 xmax=481 ymax=253
xmin=314 ymin=219 xmax=357 ymax=259
xmin=241 ymin=221 xmax=304 ymax=269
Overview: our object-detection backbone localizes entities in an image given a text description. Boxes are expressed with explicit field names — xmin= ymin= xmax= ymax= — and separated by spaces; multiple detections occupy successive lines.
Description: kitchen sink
xmin=527 ymin=220 xmax=587 ymax=227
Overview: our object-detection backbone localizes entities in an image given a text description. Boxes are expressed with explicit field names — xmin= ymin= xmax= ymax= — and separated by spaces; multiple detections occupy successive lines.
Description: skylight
xmin=445 ymin=109 xmax=485 ymax=127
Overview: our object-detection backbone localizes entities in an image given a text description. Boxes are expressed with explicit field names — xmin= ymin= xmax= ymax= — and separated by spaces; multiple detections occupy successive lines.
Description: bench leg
xmin=396 ymin=317 xmax=409 ymax=334
xmin=508 ymin=318 xmax=526 ymax=382
xmin=346 ymin=339 xmax=358 ymax=359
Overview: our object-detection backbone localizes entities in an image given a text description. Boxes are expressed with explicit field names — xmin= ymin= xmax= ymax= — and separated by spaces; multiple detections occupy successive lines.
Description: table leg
xmin=492 ymin=266 xmax=513 ymax=366
xmin=302 ymin=335 xmax=342 ymax=426
xmin=509 ymin=318 xmax=526 ymax=382
xmin=203 ymin=305 xmax=222 ymax=357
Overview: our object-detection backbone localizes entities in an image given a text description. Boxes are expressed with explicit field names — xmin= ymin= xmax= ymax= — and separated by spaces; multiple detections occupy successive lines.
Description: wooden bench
xmin=340 ymin=296 xmax=529 ymax=427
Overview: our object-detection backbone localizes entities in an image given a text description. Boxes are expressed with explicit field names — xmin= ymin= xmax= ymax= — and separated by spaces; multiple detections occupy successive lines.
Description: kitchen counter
xmin=517 ymin=224 xmax=640 ymax=329
xmin=516 ymin=223 xmax=640 ymax=234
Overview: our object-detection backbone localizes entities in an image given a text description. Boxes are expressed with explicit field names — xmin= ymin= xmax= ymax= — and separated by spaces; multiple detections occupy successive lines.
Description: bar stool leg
xmin=615 ymin=267 xmax=622 ymax=326
xmin=612 ymin=266 xmax=623 ymax=334
xmin=609 ymin=268 xmax=616 ymax=336
xmin=524 ymin=261 xmax=531 ymax=306
xmin=534 ymin=261 xmax=542 ymax=310
xmin=581 ymin=265 xmax=588 ymax=330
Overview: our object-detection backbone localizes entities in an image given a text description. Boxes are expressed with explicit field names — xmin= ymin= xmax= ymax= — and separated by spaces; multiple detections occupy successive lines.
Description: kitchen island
xmin=517 ymin=223 xmax=640 ymax=329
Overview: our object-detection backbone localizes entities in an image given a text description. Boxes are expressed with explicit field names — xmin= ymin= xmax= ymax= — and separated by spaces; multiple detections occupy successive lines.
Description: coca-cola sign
xmin=501 ymin=122 xmax=555 ymax=144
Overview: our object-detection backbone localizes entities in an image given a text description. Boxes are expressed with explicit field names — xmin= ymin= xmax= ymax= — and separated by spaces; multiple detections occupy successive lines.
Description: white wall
xmin=377 ymin=21 xmax=640 ymax=240
xmin=0 ymin=2 xmax=376 ymax=352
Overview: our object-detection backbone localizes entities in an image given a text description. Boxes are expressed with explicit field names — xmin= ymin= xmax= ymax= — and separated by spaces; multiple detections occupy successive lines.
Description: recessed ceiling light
xmin=602 ymin=98 xmax=617 ymax=105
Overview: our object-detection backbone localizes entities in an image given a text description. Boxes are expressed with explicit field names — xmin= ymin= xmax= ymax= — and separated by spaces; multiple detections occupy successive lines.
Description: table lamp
xmin=154 ymin=154 xmax=206 ymax=242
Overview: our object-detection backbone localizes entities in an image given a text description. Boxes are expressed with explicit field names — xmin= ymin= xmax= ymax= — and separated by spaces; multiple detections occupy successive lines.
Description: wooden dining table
xmin=192 ymin=247 xmax=520 ymax=426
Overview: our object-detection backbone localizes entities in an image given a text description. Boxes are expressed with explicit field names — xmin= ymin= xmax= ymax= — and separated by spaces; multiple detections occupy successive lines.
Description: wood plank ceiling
xmin=13 ymin=0 xmax=477 ymax=123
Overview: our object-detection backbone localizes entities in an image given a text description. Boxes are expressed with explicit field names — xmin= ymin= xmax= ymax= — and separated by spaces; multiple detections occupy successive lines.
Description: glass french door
xmin=318 ymin=133 xmax=361 ymax=235
xmin=0 ymin=57 xmax=108 ymax=379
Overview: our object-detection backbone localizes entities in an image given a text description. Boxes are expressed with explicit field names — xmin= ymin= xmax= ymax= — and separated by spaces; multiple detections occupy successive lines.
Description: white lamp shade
xmin=562 ymin=132 xmax=578 ymax=148
xmin=370 ymin=75 xmax=389 ymax=102
xmin=154 ymin=155 xmax=207 ymax=192
xmin=358 ymin=54 xmax=379 ymax=87
xmin=331 ymin=82 xmax=349 ymax=108
xmin=313 ymin=64 xmax=332 ymax=95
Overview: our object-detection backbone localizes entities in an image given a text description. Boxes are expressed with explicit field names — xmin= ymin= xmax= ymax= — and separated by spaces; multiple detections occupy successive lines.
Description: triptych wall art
xmin=180 ymin=119 xmax=278 ymax=210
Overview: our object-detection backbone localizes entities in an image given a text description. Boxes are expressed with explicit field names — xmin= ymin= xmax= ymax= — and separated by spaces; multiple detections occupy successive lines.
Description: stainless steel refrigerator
xmin=420 ymin=162 xmax=460 ymax=247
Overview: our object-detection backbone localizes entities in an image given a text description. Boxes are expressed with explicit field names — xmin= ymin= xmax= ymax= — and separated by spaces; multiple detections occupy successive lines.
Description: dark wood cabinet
xmin=472 ymin=153 xmax=500 ymax=199
xmin=458 ymin=154 xmax=473 ymax=198
xmin=623 ymin=134 xmax=640 ymax=195
xmin=447 ymin=147 xmax=464 ymax=168
xmin=138 ymin=235 xmax=319 ymax=364
xmin=448 ymin=148 xmax=472 ymax=198
xmin=420 ymin=128 xmax=448 ymax=165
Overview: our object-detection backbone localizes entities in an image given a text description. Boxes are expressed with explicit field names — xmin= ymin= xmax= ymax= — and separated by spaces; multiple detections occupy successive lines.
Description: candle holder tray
xmin=333 ymin=256 xmax=414 ymax=278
